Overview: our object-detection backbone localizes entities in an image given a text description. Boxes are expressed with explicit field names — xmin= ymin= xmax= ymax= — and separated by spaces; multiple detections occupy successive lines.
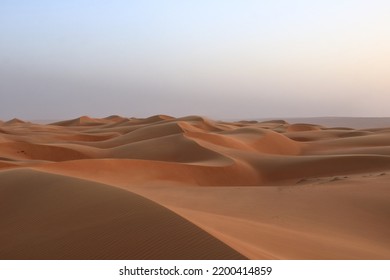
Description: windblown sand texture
xmin=1 ymin=115 xmax=389 ymax=259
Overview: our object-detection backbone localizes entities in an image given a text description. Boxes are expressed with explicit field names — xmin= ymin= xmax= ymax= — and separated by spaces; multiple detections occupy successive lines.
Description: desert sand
xmin=0 ymin=115 xmax=389 ymax=259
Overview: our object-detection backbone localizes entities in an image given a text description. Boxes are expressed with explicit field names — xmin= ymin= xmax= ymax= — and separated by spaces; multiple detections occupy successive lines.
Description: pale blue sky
xmin=1 ymin=1 xmax=389 ymax=120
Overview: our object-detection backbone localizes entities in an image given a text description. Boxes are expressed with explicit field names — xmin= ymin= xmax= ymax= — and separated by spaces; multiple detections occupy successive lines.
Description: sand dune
xmin=50 ymin=116 xmax=110 ymax=126
xmin=126 ymin=175 xmax=390 ymax=259
xmin=1 ymin=115 xmax=389 ymax=259
xmin=275 ymin=117 xmax=390 ymax=129
xmin=4 ymin=118 xmax=27 ymax=125
xmin=0 ymin=169 xmax=245 ymax=260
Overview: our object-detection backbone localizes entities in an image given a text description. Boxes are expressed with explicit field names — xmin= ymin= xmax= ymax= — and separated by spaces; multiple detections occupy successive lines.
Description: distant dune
xmin=0 ymin=115 xmax=389 ymax=259
xmin=259 ymin=117 xmax=390 ymax=129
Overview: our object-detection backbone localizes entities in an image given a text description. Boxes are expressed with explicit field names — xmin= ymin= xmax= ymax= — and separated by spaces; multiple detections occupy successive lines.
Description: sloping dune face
xmin=0 ymin=169 xmax=245 ymax=260
xmin=0 ymin=115 xmax=390 ymax=259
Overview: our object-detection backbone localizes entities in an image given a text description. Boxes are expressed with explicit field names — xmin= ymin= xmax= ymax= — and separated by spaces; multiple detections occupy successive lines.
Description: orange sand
xmin=0 ymin=115 xmax=389 ymax=259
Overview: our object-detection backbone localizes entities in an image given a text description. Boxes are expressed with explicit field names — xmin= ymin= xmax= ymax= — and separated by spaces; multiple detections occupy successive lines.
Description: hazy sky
xmin=1 ymin=0 xmax=389 ymax=120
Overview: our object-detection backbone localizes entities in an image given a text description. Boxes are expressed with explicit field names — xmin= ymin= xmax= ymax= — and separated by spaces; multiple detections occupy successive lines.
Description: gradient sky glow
xmin=1 ymin=0 xmax=390 ymax=120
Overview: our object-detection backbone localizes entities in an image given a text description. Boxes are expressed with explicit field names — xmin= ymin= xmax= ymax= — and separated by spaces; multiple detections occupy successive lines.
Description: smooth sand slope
xmin=0 ymin=169 xmax=245 ymax=260
xmin=0 ymin=115 xmax=389 ymax=259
